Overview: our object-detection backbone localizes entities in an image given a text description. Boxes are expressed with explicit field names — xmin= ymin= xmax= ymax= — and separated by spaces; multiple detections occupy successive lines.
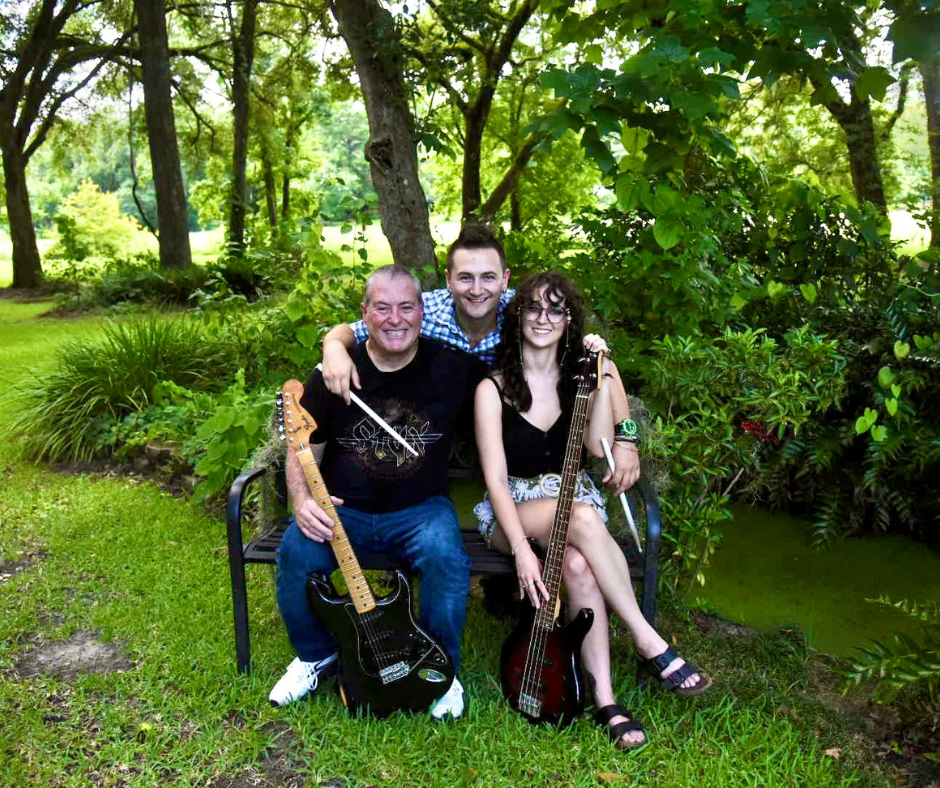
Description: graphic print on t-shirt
xmin=336 ymin=397 xmax=443 ymax=479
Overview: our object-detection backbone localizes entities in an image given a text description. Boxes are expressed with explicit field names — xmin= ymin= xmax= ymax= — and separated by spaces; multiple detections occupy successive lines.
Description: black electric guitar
xmin=277 ymin=379 xmax=454 ymax=718
xmin=499 ymin=353 xmax=603 ymax=726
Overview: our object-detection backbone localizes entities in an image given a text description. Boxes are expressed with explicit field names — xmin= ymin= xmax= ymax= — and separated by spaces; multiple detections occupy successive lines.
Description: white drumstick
xmin=316 ymin=364 xmax=419 ymax=457
xmin=601 ymin=437 xmax=642 ymax=553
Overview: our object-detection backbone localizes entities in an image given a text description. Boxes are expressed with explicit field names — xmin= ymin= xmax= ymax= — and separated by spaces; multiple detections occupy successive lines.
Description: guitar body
xmin=500 ymin=605 xmax=594 ymax=727
xmin=306 ymin=570 xmax=454 ymax=718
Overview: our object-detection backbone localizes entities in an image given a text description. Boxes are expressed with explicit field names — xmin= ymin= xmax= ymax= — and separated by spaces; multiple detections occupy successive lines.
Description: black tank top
xmin=489 ymin=378 xmax=574 ymax=478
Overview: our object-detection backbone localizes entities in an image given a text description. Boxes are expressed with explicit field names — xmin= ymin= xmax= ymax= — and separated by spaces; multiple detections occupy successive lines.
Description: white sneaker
xmin=269 ymin=653 xmax=338 ymax=707
xmin=429 ymin=678 xmax=465 ymax=720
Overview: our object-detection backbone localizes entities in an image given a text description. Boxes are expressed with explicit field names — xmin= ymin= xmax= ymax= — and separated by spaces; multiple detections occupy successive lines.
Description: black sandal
xmin=593 ymin=704 xmax=646 ymax=750
xmin=639 ymin=647 xmax=712 ymax=697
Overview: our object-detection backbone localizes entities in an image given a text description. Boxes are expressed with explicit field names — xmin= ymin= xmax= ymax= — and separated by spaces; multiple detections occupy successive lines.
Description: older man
xmin=271 ymin=265 xmax=485 ymax=719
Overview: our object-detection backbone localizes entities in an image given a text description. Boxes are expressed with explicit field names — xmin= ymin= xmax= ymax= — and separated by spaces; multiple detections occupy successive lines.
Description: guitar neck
xmin=296 ymin=447 xmax=376 ymax=614
xmin=534 ymin=382 xmax=591 ymax=632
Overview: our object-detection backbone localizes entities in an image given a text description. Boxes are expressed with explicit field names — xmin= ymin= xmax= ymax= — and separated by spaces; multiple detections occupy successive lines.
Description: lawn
xmin=0 ymin=302 xmax=901 ymax=787
xmin=0 ymin=221 xmax=466 ymax=289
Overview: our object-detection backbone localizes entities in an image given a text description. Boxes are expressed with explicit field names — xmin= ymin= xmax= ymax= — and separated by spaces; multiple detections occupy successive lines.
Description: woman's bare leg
xmin=492 ymin=499 xmax=702 ymax=690
xmin=563 ymin=547 xmax=644 ymax=746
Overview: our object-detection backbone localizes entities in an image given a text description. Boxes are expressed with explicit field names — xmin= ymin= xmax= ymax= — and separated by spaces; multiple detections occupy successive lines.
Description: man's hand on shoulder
xmin=322 ymin=325 xmax=360 ymax=405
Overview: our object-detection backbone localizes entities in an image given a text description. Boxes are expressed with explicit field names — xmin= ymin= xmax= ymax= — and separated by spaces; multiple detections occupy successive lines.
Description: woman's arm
xmin=474 ymin=378 xmax=547 ymax=603
xmin=581 ymin=336 xmax=615 ymax=457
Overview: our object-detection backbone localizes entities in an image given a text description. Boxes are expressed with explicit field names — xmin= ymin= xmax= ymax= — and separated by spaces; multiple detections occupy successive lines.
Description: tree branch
xmin=882 ymin=62 xmax=914 ymax=141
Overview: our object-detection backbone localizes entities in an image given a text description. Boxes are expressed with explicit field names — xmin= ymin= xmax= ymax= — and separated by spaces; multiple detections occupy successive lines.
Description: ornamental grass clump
xmin=9 ymin=316 xmax=230 ymax=462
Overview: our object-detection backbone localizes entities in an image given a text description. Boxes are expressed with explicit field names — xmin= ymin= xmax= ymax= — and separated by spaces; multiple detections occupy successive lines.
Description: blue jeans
xmin=275 ymin=496 xmax=471 ymax=672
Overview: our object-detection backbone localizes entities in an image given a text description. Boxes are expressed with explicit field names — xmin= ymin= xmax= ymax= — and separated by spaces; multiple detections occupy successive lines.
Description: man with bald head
xmin=270 ymin=265 xmax=485 ymax=720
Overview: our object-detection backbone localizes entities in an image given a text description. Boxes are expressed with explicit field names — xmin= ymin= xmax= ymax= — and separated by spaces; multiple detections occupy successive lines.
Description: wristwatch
xmin=614 ymin=418 xmax=638 ymax=438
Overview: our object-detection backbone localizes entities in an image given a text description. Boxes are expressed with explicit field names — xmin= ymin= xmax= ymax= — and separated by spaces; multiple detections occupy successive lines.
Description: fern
xmin=839 ymin=596 xmax=940 ymax=708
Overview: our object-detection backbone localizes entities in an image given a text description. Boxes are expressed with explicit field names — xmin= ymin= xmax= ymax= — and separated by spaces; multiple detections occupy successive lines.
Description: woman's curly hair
xmin=496 ymin=272 xmax=585 ymax=412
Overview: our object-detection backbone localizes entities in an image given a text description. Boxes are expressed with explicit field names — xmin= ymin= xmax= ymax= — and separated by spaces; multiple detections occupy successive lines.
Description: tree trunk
xmin=261 ymin=148 xmax=278 ymax=230
xmin=330 ymin=0 xmax=435 ymax=275
xmin=826 ymin=95 xmax=888 ymax=215
xmin=462 ymin=103 xmax=488 ymax=222
xmin=228 ymin=0 xmax=259 ymax=256
xmin=135 ymin=0 xmax=192 ymax=269
xmin=920 ymin=53 xmax=940 ymax=248
xmin=2 ymin=141 xmax=43 ymax=288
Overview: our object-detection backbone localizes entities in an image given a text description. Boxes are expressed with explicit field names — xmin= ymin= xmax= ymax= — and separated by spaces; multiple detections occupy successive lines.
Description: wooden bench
xmin=225 ymin=461 xmax=662 ymax=675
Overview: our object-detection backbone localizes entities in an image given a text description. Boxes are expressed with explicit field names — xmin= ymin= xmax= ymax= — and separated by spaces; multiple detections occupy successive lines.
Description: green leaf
xmin=886 ymin=398 xmax=898 ymax=417
xmin=295 ymin=324 xmax=321 ymax=349
xmin=652 ymin=184 xmax=679 ymax=214
xmin=894 ymin=341 xmax=911 ymax=360
xmin=890 ymin=13 xmax=940 ymax=62
xmin=855 ymin=68 xmax=894 ymax=102
xmin=655 ymin=36 xmax=689 ymax=63
xmin=914 ymin=334 xmax=934 ymax=351
xmin=767 ymin=281 xmax=786 ymax=299
xmin=615 ymin=174 xmax=648 ymax=212
xmin=580 ymin=125 xmax=617 ymax=174
xmin=653 ymin=216 xmax=683 ymax=250
xmin=799 ymin=283 xmax=817 ymax=304
xmin=891 ymin=384 xmax=902 ymax=398
xmin=584 ymin=44 xmax=604 ymax=64
xmin=871 ymin=425 xmax=888 ymax=442
xmin=877 ymin=366 xmax=894 ymax=389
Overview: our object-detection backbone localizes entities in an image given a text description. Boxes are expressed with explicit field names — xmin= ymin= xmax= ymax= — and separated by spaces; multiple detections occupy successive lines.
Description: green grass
xmin=0 ymin=220 xmax=467 ymax=289
xmin=889 ymin=210 xmax=930 ymax=257
xmin=694 ymin=505 xmax=940 ymax=658
xmin=0 ymin=300 xmax=901 ymax=787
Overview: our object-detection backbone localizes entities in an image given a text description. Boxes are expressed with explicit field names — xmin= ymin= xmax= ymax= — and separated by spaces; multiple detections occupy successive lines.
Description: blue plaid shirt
xmin=351 ymin=287 xmax=515 ymax=367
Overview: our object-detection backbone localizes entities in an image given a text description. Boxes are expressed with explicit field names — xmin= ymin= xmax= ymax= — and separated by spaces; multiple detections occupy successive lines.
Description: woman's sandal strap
xmin=593 ymin=704 xmax=628 ymax=725
xmin=659 ymin=661 xmax=703 ymax=692
xmin=594 ymin=704 xmax=645 ymax=747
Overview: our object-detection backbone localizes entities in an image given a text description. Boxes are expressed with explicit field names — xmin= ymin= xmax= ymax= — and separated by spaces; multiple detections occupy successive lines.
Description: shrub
xmin=641 ymin=326 xmax=846 ymax=589
xmin=48 ymin=180 xmax=145 ymax=262
xmin=120 ymin=374 xmax=274 ymax=501
xmin=9 ymin=317 xmax=230 ymax=462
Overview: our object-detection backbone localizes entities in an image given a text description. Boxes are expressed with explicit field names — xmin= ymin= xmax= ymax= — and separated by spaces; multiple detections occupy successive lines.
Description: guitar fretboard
xmin=533 ymin=377 xmax=592 ymax=632
xmin=297 ymin=447 xmax=376 ymax=614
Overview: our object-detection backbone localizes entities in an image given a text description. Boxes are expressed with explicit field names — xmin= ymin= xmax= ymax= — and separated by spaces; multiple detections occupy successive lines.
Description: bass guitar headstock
xmin=276 ymin=379 xmax=318 ymax=450
xmin=573 ymin=350 xmax=607 ymax=391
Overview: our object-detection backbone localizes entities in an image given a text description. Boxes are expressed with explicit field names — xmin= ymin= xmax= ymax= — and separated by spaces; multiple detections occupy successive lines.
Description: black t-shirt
xmin=301 ymin=338 xmax=486 ymax=513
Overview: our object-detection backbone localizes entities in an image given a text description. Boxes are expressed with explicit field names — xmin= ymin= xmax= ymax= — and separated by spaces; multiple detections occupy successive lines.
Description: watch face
xmin=617 ymin=419 xmax=638 ymax=437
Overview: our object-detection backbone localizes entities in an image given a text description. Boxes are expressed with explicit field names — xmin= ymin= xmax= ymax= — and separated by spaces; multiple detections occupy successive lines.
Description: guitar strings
xmin=517 ymin=381 xmax=591 ymax=712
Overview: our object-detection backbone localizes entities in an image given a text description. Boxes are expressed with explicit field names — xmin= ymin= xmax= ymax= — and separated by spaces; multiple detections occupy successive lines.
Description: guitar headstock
xmin=276 ymin=379 xmax=318 ymax=450
xmin=574 ymin=350 xmax=606 ymax=391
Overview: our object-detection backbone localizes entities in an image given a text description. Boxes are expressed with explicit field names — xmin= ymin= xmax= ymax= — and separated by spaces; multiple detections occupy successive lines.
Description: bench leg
xmin=229 ymin=553 xmax=251 ymax=675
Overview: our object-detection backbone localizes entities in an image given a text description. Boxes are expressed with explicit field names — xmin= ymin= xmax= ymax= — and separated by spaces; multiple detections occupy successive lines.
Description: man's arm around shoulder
xmin=322 ymin=324 xmax=360 ymax=404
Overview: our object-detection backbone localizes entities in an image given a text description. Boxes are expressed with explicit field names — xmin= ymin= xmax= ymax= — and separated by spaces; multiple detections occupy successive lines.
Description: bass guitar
xmin=277 ymin=379 xmax=454 ymax=717
xmin=499 ymin=353 xmax=602 ymax=726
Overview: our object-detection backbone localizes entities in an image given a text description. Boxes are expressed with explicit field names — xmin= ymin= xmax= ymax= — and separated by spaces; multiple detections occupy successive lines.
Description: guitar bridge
xmin=519 ymin=693 xmax=542 ymax=718
xmin=379 ymin=661 xmax=410 ymax=684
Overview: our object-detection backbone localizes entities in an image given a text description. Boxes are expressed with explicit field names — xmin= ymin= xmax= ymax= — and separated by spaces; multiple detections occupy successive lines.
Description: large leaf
xmin=653 ymin=216 xmax=683 ymax=250
xmin=855 ymin=67 xmax=894 ymax=103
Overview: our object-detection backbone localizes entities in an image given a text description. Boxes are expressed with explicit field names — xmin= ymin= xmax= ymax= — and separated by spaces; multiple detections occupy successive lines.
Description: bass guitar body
xmin=306 ymin=570 xmax=454 ymax=718
xmin=500 ymin=605 xmax=594 ymax=727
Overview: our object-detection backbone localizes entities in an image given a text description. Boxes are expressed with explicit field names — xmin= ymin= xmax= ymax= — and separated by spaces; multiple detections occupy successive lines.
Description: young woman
xmin=474 ymin=272 xmax=711 ymax=749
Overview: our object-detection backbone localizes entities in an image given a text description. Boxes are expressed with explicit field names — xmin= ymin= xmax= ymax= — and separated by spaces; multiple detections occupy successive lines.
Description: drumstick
xmin=315 ymin=364 xmax=419 ymax=457
xmin=600 ymin=437 xmax=642 ymax=553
